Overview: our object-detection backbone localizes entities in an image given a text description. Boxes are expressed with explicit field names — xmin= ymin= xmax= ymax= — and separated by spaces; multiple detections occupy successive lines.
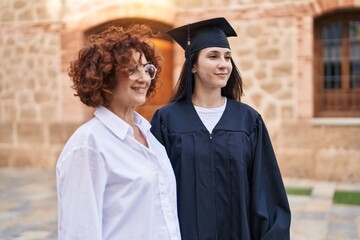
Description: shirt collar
xmin=94 ymin=106 xmax=151 ymax=140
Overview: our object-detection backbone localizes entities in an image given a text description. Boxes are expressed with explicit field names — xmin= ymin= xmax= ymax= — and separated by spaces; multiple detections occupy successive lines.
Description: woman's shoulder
xmin=152 ymin=101 xmax=202 ymax=132
xmin=227 ymin=99 xmax=260 ymax=119
xmin=63 ymin=118 xmax=104 ymax=149
xmin=153 ymin=101 xmax=193 ymax=122
xmin=156 ymin=101 xmax=188 ymax=114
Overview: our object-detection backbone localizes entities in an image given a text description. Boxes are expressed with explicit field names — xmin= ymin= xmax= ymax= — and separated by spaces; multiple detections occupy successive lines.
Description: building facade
xmin=0 ymin=0 xmax=359 ymax=182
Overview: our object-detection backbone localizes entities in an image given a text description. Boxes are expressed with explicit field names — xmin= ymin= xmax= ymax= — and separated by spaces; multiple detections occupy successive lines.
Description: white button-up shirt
xmin=56 ymin=106 xmax=181 ymax=240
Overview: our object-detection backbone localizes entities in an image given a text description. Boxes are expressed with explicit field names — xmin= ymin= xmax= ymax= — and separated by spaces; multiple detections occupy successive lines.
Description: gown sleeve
xmin=150 ymin=110 xmax=170 ymax=154
xmin=250 ymin=116 xmax=291 ymax=240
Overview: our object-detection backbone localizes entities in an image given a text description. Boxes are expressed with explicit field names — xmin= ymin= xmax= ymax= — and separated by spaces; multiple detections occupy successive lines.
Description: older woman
xmin=56 ymin=25 xmax=181 ymax=240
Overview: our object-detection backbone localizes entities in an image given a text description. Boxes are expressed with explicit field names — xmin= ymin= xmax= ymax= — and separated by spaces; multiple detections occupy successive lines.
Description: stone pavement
xmin=0 ymin=168 xmax=57 ymax=240
xmin=286 ymin=178 xmax=360 ymax=240
xmin=0 ymin=168 xmax=360 ymax=240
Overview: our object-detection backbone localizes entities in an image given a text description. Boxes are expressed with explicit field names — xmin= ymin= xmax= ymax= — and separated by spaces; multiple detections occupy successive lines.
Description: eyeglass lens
xmin=144 ymin=64 xmax=156 ymax=79
xmin=129 ymin=64 xmax=157 ymax=80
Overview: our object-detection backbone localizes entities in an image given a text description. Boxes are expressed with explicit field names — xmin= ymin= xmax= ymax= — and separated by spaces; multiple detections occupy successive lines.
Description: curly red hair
xmin=68 ymin=25 xmax=162 ymax=107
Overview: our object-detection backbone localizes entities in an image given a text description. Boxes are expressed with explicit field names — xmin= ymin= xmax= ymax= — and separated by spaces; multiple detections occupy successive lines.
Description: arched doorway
xmin=84 ymin=18 xmax=174 ymax=121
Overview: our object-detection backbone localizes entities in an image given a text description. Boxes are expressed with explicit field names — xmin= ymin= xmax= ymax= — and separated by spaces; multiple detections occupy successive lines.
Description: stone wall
xmin=0 ymin=0 xmax=359 ymax=182
xmin=0 ymin=0 xmax=66 ymax=168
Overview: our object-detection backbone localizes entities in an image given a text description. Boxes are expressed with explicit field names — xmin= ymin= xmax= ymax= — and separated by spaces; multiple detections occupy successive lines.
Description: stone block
xmin=14 ymin=1 xmax=27 ymax=9
xmin=272 ymin=62 xmax=293 ymax=78
xmin=0 ymin=122 xmax=14 ymax=143
xmin=277 ymin=148 xmax=316 ymax=179
xmin=49 ymin=122 xmax=79 ymax=144
xmin=275 ymin=90 xmax=293 ymax=100
xmin=0 ymin=10 xmax=15 ymax=22
xmin=256 ymin=48 xmax=280 ymax=60
xmin=260 ymin=81 xmax=282 ymax=94
xmin=17 ymin=122 xmax=44 ymax=143
xmin=239 ymin=60 xmax=254 ymax=71
xmin=34 ymin=90 xmax=51 ymax=104
xmin=263 ymin=102 xmax=277 ymax=120
xmin=255 ymin=69 xmax=266 ymax=81
xmin=36 ymin=7 xmax=50 ymax=20
xmin=20 ymin=106 xmax=37 ymax=120
xmin=1 ymin=91 xmax=15 ymax=100
xmin=346 ymin=157 xmax=360 ymax=183
xmin=40 ymin=104 xmax=56 ymax=120
xmin=19 ymin=89 xmax=34 ymax=101
xmin=2 ymin=102 xmax=17 ymax=120
xmin=246 ymin=25 xmax=262 ymax=38
xmin=281 ymin=105 xmax=294 ymax=119
xmin=280 ymin=124 xmax=323 ymax=149
xmin=320 ymin=126 xmax=360 ymax=150
xmin=18 ymin=9 xmax=33 ymax=21
xmin=315 ymin=149 xmax=360 ymax=183
xmin=60 ymin=89 xmax=88 ymax=122
xmin=265 ymin=19 xmax=279 ymax=27
xmin=8 ymin=147 xmax=55 ymax=168
xmin=0 ymin=148 xmax=10 ymax=167
xmin=11 ymin=149 xmax=34 ymax=168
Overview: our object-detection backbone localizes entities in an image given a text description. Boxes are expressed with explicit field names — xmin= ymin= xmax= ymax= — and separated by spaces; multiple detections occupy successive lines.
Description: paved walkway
xmin=0 ymin=168 xmax=57 ymax=240
xmin=0 ymin=168 xmax=360 ymax=240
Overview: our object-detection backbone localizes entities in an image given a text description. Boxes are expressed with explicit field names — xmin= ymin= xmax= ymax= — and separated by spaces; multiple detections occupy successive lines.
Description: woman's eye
xmin=128 ymin=67 xmax=137 ymax=74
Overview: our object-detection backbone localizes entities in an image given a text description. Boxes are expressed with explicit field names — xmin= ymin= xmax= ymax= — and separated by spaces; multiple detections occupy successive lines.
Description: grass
xmin=285 ymin=187 xmax=312 ymax=196
xmin=285 ymin=187 xmax=360 ymax=206
xmin=333 ymin=190 xmax=360 ymax=206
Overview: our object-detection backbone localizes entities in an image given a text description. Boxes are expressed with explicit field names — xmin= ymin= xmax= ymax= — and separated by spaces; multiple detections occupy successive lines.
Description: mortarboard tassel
xmin=185 ymin=24 xmax=192 ymax=102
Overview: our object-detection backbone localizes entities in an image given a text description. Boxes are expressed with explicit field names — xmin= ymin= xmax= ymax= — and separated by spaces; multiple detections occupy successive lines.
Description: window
xmin=314 ymin=11 xmax=360 ymax=117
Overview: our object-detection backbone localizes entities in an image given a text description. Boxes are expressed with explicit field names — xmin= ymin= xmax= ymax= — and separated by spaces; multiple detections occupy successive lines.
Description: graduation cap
xmin=167 ymin=17 xmax=237 ymax=102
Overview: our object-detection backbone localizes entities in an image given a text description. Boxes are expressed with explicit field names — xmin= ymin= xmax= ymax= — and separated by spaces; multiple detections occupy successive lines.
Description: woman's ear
xmin=192 ymin=66 xmax=197 ymax=73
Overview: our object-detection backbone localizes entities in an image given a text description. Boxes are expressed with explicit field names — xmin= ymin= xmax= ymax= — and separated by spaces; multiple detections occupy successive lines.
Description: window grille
xmin=314 ymin=12 xmax=360 ymax=117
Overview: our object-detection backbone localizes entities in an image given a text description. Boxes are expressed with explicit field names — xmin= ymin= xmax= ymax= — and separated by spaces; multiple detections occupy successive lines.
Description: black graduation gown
xmin=150 ymin=99 xmax=291 ymax=240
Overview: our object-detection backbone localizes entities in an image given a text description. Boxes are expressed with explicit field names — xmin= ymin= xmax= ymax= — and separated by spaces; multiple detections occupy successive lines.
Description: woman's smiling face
xmin=192 ymin=47 xmax=233 ymax=90
xmin=109 ymin=50 xmax=152 ymax=110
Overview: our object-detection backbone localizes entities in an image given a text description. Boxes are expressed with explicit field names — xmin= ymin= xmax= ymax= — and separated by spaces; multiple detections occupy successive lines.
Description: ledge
xmin=311 ymin=118 xmax=360 ymax=126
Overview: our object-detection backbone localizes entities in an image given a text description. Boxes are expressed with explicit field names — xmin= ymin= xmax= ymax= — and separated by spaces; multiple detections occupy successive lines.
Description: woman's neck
xmin=192 ymin=89 xmax=225 ymax=108
xmin=108 ymin=104 xmax=148 ymax=147
xmin=108 ymin=104 xmax=136 ymax=127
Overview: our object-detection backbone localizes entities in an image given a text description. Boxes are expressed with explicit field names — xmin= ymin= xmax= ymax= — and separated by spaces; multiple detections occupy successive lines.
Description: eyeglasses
xmin=128 ymin=64 xmax=157 ymax=80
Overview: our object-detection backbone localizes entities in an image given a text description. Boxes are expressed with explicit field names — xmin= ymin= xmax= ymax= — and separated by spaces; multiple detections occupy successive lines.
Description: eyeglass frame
xmin=128 ymin=63 xmax=157 ymax=81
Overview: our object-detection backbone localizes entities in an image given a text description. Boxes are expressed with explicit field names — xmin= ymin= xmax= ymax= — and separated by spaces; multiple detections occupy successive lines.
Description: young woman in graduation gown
xmin=151 ymin=17 xmax=291 ymax=240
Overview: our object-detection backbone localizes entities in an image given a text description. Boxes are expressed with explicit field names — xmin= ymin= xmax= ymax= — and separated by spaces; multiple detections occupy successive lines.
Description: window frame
xmin=314 ymin=10 xmax=360 ymax=118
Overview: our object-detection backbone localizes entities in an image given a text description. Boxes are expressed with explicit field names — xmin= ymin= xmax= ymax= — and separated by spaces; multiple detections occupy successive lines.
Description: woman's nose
xmin=137 ymin=70 xmax=151 ymax=81
xmin=218 ymin=58 xmax=228 ymax=68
